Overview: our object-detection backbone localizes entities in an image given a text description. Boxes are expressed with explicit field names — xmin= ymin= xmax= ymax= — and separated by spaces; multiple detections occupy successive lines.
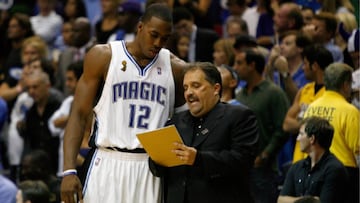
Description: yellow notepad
xmin=136 ymin=125 xmax=184 ymax=167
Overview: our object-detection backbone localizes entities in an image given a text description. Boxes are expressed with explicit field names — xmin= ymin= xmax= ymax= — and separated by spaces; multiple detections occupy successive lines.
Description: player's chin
xmin=149 ymin=49 xmax=160 ymax=57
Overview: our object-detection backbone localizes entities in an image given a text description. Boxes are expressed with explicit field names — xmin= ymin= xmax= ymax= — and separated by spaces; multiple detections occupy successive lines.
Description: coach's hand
xmin=61 ymin=175 xmax=83 ymax=203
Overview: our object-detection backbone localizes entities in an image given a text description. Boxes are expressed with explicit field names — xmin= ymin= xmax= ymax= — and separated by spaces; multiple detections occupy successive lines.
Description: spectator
xmin=0 ymin=36 xmax=48 ymax=109
xmin=301 ymin=6 xmax=315 ymax=26
xmin=17 ymin=180 xmax=50 ymax=203
xmin=213 ymin=38 xmax=235 ymax=67
xmin=56 ymin=17 xmax=95 ymax=92
xmin=223 ymin=15 xmax=248 ymax=41
xmin=107 ymin=0 xmax=143 ymax=43
xmin=278 ymin=117 xmax=349 ymax=203
xmin=17 ymin=70 xmax=63 ymax=175
xmin=172 ymin=7 xmax=219 ymax=62
xmin=20 ymin=150 xmax=60 ymax=203
xmin=303 ymin=62 xmax=359 ymax=203
xmin=30 ymin=0 xmax=63 ymax=51
xmin=95 ymin=0 xmax=121 ymax=44
xmin=2 ymin=13 xmax=34 ymax=88
xmin=317 ymin=0 xmax=355 ymax=14
xmin=243 ymin=0 xmax=275 ymax=48
xmin=303 ymin=12 xmax=343 ymax=62
xmin=266 ymin=31 xmax=312 ymax=102
xmin=283 ymin=44 xmax=334 ymax=163
xmin=7 ymin=57 xmax=63 ymax=184
xmin=166 ymin=31 xmax=191 ymax=61
xmin=217 ymin=64 xmax=242 ymax=105
xmin=234 ymin=48 xmax=290 ymax=203
xmin=63 ymin=0 xmax=87 ymax=23
xmin=273 ymin=2 xmax=303 ymax=45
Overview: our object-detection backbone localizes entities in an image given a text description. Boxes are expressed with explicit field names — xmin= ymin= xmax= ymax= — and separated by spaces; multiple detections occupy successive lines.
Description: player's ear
xmin=137 ymin=21 xmax=144 ymax=31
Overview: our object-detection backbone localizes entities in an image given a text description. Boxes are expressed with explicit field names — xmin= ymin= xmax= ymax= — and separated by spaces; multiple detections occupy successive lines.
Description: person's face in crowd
xmin=280 ymin=34 xmax=301 ymax=59
xmin=213 ymin=45 xmax=228 ymax=66
xmin=310 ymin=19 xmax=328 ymax=42
xmin=137 ymin=16 xmax=172 ymax=59
xmin=72 ymin=21 xmax=89 ymax=48
xmin=26 ymin=72 xmax=50 ymax=103
xmin=233 ymin=52 xmax=250 ymax=80
xmin=65 ymin=70 xmax=78 ymax=95
xmin=62 ymin=22 xmax=73 ymax=46
xmin=37 ymin=0 xmax=55 ymax=15
xmin=21 ymin=155 xmax=41 ymax=181
xmin=227 ymin=21 xmax=244 ymax=40
xmin=101 ymin=0 xmax=119 ymax=14
xmin=302 ymin=57 xmax=314 ymax=81
xmin=22 ymin=44 xmax=41 ymax=64
xmin=183 ymin=68 xmax=221 ymax=118
xmin=297 ymin=124 xmax=312 ymax=153
xmin=301 ymin=9 xmax=314 ymax=25
xmin=226 ymin=0 xmax=247 ymax=16
xmin=7 ymin=18 xmax=24 ymax=40
xmin=177 ymin=35 xmax=190 ymax=60
xmin=217 ymin=66 xmax=237 ymax=92
xmin=273 ymin=5 xmax=290 ymax=32
xmin=65 ymin=0 xmax=78 ymax=19
xmin=22 ymin=59 xmax=41 ymax=80
xmin=174 ymin=19 xmax=193 ymax=36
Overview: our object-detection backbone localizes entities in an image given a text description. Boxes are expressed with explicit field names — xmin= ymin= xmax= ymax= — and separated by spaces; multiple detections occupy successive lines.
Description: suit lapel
xmin=179 ymin=112 xmax=194 ymax=146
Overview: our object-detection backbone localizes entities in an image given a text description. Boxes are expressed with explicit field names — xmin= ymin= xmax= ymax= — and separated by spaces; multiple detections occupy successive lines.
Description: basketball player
xmin=60 ymin=4 xmax=188 ymax=203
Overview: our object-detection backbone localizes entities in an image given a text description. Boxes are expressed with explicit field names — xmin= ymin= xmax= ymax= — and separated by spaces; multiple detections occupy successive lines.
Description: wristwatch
xmin=280 ymin=72 xmax=290 ymax=79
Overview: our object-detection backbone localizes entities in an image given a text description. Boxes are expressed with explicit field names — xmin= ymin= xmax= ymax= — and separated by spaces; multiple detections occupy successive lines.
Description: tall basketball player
xmin=60 ymin=3 xmax=188 ymax=203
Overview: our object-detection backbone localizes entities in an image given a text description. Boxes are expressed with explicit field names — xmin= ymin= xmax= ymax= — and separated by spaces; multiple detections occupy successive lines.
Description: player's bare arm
xmin=61 ymin=44 xmax=111 ymax=203
xmin=170 ymin=53 xmax=189 ymax=107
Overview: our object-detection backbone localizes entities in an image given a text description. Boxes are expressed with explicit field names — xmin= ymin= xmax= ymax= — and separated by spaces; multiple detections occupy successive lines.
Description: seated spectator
xmin=17 ymin=180 xmax=50 ymax=203
xmin=278 ymin=116 xmax=349 ymax=203
xmin=20 ymin=150 xmax=61 ymax=203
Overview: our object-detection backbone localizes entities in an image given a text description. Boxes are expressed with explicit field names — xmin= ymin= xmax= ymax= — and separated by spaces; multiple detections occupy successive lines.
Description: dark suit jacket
xmin=195 ymin=28 xmax=219 ymax=62
xmin=150 ymin=102 xmax=259 ymax=203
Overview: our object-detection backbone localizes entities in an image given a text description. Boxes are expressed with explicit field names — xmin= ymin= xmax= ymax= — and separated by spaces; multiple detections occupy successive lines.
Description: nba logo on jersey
xmin=157 ymin=67 xmax=162 ymax=75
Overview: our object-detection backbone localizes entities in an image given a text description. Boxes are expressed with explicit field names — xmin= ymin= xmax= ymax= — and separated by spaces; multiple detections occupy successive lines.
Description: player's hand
xmin=172 ymin=142 xmax=197 ymax=165
xmin=61 ymin=175 xmax=83 ymax=203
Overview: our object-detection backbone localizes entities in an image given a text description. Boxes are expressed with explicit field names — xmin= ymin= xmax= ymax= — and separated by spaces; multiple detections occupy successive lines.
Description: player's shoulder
xmin=87 ymin=44 xmax=112 ymax=58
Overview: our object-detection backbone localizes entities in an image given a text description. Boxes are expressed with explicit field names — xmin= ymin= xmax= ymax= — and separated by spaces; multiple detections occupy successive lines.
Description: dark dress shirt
xmin=280 ymin=151 xmax=349 ymax=203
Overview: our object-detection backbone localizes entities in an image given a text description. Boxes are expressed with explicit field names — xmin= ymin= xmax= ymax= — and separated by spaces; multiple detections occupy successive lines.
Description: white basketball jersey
xmin=91 ymin=41 xmax=175 ymax=149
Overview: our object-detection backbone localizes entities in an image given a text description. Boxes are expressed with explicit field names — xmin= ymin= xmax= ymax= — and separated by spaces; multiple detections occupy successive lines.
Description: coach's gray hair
xmin=324 ymin=62 xmax=353 ymax=91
